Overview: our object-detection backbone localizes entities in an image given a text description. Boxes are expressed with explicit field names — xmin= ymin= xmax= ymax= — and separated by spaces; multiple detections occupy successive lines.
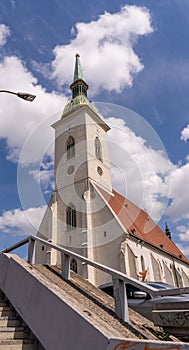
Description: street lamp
xmin=0 ymin=90 xmax=36 ymax=102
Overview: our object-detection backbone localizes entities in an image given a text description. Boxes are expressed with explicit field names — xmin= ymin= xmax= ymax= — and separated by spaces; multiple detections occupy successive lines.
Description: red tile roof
xmin=97 ymin=186 xmax=188 ymax=263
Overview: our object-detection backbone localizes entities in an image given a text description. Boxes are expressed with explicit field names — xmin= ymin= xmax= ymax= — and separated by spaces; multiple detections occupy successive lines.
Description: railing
xmin=2 ymin=235 xmax=189 ymax=323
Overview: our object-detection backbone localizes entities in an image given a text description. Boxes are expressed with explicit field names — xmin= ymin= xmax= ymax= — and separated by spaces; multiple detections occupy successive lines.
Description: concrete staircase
xmin=0 ymin=253 xmax=187 ymax=350
xmin=0 ymin=291 xmax=36 ymax=349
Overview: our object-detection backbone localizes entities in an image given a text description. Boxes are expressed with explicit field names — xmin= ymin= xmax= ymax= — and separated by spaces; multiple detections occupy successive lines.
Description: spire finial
xmin=165 ymin=222 xmax=172 ymax=240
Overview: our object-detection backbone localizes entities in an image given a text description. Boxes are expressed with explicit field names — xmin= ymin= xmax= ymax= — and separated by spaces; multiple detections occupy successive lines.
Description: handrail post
xmin=28 ymin=237 xmax=35 ymax=264
xmin=61 ymin=253 xmax=70 ymax=281
xmin=112 ymin=276 xmax=129 ymax=323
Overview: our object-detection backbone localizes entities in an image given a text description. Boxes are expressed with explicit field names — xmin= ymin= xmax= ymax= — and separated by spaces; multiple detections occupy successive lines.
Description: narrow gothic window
xmin=140 ymin=256 xmax=145 ymax=271
xmin=95 ymin=137 xmax=102 ymax=162
xmin=66 ymin=204 xmax=76 ymax=230
xmin=66 ymin=136 xmax=75 ymax=159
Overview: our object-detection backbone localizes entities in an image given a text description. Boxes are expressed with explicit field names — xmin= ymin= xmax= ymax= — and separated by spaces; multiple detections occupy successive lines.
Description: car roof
xmin=146 ymin=281 xmax=174 ymax=289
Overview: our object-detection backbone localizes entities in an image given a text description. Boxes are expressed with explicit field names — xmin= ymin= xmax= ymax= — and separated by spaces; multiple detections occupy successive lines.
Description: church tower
xmin=51 ymin=54 xmax=112 ymax=282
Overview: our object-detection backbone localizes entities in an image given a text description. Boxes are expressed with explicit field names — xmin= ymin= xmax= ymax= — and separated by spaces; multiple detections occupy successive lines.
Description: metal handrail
xmin=2 ymin=235 xmax=189 ymax=323
xmin=2 ymin=236 xmax=30 ymax=254
xmin=2 ymin=235 xmax=157 ymax=292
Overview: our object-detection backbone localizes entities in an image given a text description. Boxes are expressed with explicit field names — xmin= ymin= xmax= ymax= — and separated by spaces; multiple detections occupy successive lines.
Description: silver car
xmin=99 ymin=281 xmax=189 ymax=325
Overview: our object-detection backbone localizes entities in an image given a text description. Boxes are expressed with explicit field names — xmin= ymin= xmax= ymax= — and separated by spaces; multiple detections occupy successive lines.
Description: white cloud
xmin=106 ymin=116 xmax=172 ymax=223
xmin=0 ymin=206 xmax=46 ymax=236
xmin=176 ymin=225 xmax=189 ymax=242
xmin=29 ymin=160 xmax=54 ymax=190
xmin=177 ymin=242 xmax=189 ymax=257
xmin=10 ymin=1 xmax=16 ymax=11
xmin=180 ymin=124 xmax=189 ymax=142
xmin=0 ymin=55 xmax=67 ymax=164
xmin=105 ymin=115 xmax=189 ymax=227
xmin=165 ymin=162 xmax=189 ymax=221
xmin=94 ymin=110 xmax=189 ymax=228
xmin=0 ymin=24 xmax=10 ymax=47
xmin=50 ymin=5 xmax=153 ymax=95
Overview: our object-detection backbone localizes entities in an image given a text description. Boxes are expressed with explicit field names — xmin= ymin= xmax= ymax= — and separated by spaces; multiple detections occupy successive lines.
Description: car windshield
xmin=147 ymin=282 xmax=174 ymax=290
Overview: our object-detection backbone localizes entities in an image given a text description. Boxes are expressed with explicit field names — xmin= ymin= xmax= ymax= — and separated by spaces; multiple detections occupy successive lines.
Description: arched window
xmin=95 ymin=137 xmax=102 ymax=162
xmin=171 ymin=266 xmax=183 ymax=287
xmin=66 ymin=136 xmax=75 ymax=159
xmin=181 ymin=269 xmax=189 ymax=287
xmin=163 ymin=261 xmax=174 ymax=285
xmin=151 ymin=254 xmax=161 ymax=281
xmin=70 ymin=259 xmax=77 ymax=273
xmin=66 ymin=204 xmax=76 ymax=230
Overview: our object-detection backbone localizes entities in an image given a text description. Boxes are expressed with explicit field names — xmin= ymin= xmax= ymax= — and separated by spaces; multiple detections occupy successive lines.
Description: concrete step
xmin=0 ymin=327 xmax=29 ymax=340
xmin=0 ymin=287 xmax=42 ymax=349
xmin=0 ymin=339 xmax=35 ymax=349
xmin=0 ymin=317 xmax=21 ymax=328
xmin=0 ymin=291 xmax=5 ymax=299
xmin=0 ymin=302 xmax=9 ymax=307
xmin=0 ymin=307 xmax=15 ymax=318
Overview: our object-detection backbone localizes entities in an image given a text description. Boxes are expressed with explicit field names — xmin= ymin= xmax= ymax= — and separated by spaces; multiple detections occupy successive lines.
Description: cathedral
xmin=35 ymin=54 xmax=189 ymax=288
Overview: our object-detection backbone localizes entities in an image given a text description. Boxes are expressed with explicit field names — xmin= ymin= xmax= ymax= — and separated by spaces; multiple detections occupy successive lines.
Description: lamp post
xmin=0 ymin=90 xmax=36 ymax=101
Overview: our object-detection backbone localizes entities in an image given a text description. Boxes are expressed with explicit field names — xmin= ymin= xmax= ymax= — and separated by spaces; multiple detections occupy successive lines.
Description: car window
xmin=100 ymin=283 xmax=151 ymax=299
xmin=100 ymin=285 xmax=113 ymax=296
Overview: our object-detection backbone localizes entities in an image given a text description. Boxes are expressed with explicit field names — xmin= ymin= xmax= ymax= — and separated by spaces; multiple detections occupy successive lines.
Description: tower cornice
xmin=52 ymin=103 xmax=110 ymax=132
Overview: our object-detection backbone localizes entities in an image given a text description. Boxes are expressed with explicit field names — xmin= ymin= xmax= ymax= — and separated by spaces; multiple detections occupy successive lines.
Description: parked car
xmin=99 ymin=281 xmax=189 ymax=322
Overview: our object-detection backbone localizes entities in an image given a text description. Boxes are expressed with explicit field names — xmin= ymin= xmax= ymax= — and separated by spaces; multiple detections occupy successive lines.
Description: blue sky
xmin=0 ymin=0 xmax=189 ymax=257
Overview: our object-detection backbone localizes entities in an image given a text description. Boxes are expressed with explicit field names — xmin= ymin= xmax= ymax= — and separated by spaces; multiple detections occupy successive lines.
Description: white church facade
xmin=35 ymin=54 xmax=189 ymax=288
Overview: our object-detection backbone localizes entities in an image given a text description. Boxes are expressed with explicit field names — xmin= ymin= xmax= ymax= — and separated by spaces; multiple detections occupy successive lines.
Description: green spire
xmin=73 ymin=53 xmax=84 ymax=82
xmin=62 ymin=54 xmax=99 ymax=118
xmin=70 ymin=53 xmax=88 ymax=99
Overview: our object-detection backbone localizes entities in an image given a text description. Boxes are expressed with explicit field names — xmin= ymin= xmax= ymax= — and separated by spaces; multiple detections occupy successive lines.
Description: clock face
xmin=97 ymin=166 xmax=103 ymax=176
xmin=67 ymin=165 xmax=75 ymax=175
